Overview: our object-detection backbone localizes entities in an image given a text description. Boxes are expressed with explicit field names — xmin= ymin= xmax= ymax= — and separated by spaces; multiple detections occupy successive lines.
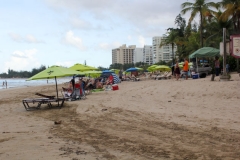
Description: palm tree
xmin=204 ymin=10 xmax=232 ymax=47
xmin=160 ymin=14 xmax=188 ymax=63
xmin=160 ymin=28 xmax=179 ymax=63
xmin=181 ymin=0 xmax=218 ymax=47
xmin=218 ymin=0 xmax=240 ymax=33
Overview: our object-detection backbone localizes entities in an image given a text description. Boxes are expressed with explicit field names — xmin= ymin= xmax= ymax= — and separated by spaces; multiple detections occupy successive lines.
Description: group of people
xmin=62 ymin=74 xmax=115 ymax=99
xmin=173 ymin=58 xmax=189 ymax=81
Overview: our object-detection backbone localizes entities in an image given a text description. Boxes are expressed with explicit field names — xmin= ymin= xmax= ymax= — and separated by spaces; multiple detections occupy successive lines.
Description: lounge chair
xmin=156 ymin=72 xmax=169 ymax=80
xmin=35 ymin=93 xmax=55 ymax=99
xmin=22 ymin=97 xmax=65 ymax=111
xmin=158 ymin=72 xmax=172 ymax=80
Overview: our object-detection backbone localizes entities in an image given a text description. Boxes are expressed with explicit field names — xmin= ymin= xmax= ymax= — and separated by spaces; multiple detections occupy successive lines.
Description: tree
xmin=109 ymin=63 xmax=123 ymax=70
xmin=218 ymin=0 xmax=240 ymax=33
xmin=203 ymin=10 xmax=232 ymax=47
xmin=181 ymin=0 xmax=218 ymax=47
xmin=160 ymin=28 xmax=179 ymax=64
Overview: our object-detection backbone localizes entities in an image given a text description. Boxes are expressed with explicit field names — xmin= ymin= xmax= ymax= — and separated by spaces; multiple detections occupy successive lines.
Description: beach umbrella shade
xmin=110 ymin=69 xmax=120 ymax=74
xmin=28 ymin=65 xmax=84 ymax=105
xmin=83 ymin=70 xmax=102 ymax=78
xmin=178 ymin=62 xmax=193 ymax=68
xmin=147 ymin=65 xmax=158 ymax=72
xmin=135 ymin=67 xmax=143 ymax=71
xmin=100 ymin=72 xmax=121 ymax=84
xmin=102 ymin=70 xmax=114 ymax=73
xmin=155 ymin=65 xmax=171 ymax=71
xmin=69 ymin=63 xmax=98 ymax=71
xmin=126 ymin=67 xmax=138 ymax=72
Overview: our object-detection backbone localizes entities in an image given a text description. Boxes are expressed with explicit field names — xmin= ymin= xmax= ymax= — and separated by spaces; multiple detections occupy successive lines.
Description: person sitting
xmin=96 ymin=81 xmax=103 ymax=89
xmin=62 ymin=82 xmax=73 ymax=98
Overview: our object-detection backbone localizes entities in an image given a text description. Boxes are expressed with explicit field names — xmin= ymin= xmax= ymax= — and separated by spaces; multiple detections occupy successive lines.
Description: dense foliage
xmin=0 ymin=65 xmax=46 ymax=78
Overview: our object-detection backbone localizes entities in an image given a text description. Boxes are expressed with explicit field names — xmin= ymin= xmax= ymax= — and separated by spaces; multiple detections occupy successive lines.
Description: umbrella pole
xmin=196 ymin=57 xmax=198 ymax=73
xmin=55 ymin=76 xmax=60 ymax=107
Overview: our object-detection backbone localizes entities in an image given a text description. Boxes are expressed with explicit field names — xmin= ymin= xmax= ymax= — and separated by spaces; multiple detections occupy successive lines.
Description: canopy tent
xmin=27 ymin=65 xmax=84 ymax=105
xmin=189 ymin=47 xmax=219 ymax=73
xmin=69 ymin=63 xmax=98 ymax=71
xmin=189 ymin=47 xmax=220 ymax=59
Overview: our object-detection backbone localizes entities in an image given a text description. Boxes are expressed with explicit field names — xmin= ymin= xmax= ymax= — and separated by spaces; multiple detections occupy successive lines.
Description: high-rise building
xmin=133 ymin=48 xmax=144 ymax=63
xmin=112 ymin=44 xmax=136 ymax=64
xmin=143 ymin=45 xmax=153 ymax=65
xmin=152 ymin=36 xmax=177 ymax=63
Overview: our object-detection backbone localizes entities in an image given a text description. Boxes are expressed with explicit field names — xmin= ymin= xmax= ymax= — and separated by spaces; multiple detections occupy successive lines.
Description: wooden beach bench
xmin=22 ymin=98 xmax=65 ymax=111
xmin=35 ymin=92 xmax=55 ymax=99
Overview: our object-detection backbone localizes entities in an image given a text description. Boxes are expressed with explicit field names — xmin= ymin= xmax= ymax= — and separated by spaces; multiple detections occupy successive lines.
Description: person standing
xmin=183 ymin=58 xmax=189 ymax=80
xmin=175 ymin=61 xmax=180 ymax=80
xmin=5 ymin=80 xmax=7 ymax=89
xmin=119 ymin=69 xmax=123 ymax=80
xmin=215 ymin=56 xmax=220 ymax=76
xmin=171 ymin=62 xmax=175 ymax=76
xmin=226 ymin=63 xmax=229 ymax=73
xmin=2 ymin=81 xmax=4 ymax=87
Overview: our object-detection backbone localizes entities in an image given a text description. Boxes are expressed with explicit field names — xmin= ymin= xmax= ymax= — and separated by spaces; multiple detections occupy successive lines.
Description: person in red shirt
xmin=183 ymin=58 xmax=189 ymax=80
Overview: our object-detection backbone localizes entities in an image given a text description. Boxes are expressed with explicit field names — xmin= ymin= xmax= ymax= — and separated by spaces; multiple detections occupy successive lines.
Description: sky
xmin=0 ymin=0 xmax=220 ymax=73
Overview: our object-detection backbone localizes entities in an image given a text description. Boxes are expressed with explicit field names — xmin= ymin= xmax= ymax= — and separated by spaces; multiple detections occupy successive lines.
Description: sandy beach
xmin=0 ymin=73 xmax=240 ymax=160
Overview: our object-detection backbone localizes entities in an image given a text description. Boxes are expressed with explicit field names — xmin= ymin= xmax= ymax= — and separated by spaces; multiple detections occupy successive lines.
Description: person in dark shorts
xmin=174 ymin=61 xmax=180 ymax=80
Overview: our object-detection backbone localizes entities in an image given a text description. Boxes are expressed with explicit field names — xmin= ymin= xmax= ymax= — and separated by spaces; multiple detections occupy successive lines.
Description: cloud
xmin=8 ymin=32 xmax=43 ymax=43
xmin=69 ymin=17 xmax=93 ymax=30
xmin=9 ymin=33 xmax=23 ymax=42
xmin=62 ymin=30 xmax=86 ymax=50
xmin=98 ymin=41 xmax=121 ymax=50
xmin=55 ymin=61 xmax=74 ymax=68
xmin=4 ymin=49 xmax=40 ymax=72
xmin=138 ymin=36 xmax=145 ymax=47
xmin=25 ymin=34 xmax=42 ymax=43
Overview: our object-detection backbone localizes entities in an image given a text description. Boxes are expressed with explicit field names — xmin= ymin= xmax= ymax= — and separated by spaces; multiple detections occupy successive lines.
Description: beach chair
xmin=156 ymin=72 xmax=169 ymax=80
xmin=35 ymin=93 xmax=55 ymax=99
xmin=22 ymin=97 xmax=65 ymax=111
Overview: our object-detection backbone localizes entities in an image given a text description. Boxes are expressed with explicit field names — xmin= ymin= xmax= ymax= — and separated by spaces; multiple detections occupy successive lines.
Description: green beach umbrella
xmin=155 ymin=65 xmax=171 ymax=71
xmin=28 ymin=65 xmax=84 ymax=105
xmin=110 ymin=69 xmax=120 ymax=74
xmin=83 ymin=70 xmax=102 ymax=78
xmin=178 ymin=62 xmax=193 ymax=68
xmin=69 ymin=63 xmax=98 ymax=71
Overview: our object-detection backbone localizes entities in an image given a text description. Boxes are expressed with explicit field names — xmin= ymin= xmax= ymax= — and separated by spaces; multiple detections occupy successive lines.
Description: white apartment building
xmin=112 ymin=44 xmax=136 ymax=64
xmin=143 ymin=45 xmax=153 ymax=65
xmin=133 ymin=48 xmax=144 ymax=63
xmin=152 ymin=36 xmax=177 ymax=63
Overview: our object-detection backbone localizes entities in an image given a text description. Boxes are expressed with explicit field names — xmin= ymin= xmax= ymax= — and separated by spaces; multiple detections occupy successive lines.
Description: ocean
xmin=0 ymin=78 xmax=71 ymax=90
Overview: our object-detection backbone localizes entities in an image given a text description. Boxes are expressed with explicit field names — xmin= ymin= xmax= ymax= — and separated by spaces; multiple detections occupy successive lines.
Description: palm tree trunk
xmin=172 ymin=43 xmax=174 ymax=62
xmin=200 ymin=11 xmax=203 ymax=47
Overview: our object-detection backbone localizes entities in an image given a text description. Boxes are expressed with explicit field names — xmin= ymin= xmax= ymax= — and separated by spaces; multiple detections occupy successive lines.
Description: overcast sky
xmin=0 ymin=0 xmax=220 ymax=73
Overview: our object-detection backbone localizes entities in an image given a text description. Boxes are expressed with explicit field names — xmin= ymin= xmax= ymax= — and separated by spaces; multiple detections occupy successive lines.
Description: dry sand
xmin=0 ymin=73 xmax=240 ymax=160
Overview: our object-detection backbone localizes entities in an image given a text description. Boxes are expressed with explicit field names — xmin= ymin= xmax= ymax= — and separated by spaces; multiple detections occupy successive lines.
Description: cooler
xmin=192 ymin=73 xmax=199 ymax=79
xmin=112 ymin=84 xmax=119 ymax=91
